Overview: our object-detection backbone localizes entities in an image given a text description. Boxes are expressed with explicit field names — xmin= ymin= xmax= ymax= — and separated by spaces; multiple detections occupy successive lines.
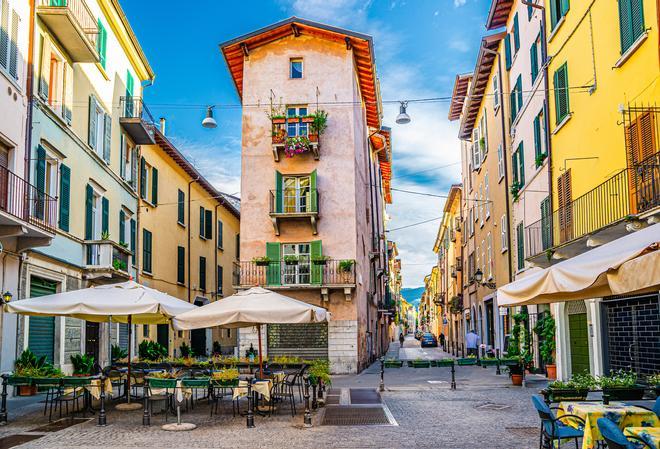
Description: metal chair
xmin=531 ymin=395 xmax=584 ymax=449
xmin=596 ymin=417 xmax=653 ymax=449
xmin=636 ymin=397 xmax=660 ymax=419
xmin=272 ymin=373 xmax=297 ymax=417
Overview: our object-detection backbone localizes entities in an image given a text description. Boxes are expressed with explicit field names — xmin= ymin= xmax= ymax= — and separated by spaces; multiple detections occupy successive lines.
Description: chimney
xmin=159 ymin=117 xmax=166 ymax=135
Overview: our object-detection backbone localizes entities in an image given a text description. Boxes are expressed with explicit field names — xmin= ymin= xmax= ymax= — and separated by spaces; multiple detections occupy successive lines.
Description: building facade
xmin=222 ymin=18 xmax=393 ymax=374
xmin=136 ymin=128 xmax=240 ymax=358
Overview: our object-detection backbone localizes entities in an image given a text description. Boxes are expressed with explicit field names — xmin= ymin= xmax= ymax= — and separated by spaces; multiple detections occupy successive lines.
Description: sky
xmin=122 ymin=0 xmax=492 ymax=289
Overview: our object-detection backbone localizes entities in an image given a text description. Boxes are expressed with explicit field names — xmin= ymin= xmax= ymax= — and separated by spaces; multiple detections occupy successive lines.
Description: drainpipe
xmin=214 ymin=202 xmax=220 ymax=302
xmin=24 ymin=0 xmax=36 ymax=183
xmin=187 ymin=176 xmax=199 ymax=303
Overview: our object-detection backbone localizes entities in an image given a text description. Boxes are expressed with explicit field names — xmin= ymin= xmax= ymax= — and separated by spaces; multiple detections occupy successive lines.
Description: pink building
xmin=220 ymin=18 xmax=394 ymax=373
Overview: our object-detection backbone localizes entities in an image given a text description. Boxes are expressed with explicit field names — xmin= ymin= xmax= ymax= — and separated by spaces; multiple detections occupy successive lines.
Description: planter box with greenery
xmin=479 ymin=358 xmax=499 ymax=367
xmin=312 ymin=256 xmax=330 ymax=266
xmin=412 ymin=360 xmax=431 ymax=368
xmin=384 ymin=360 xmax=404 ymax=368
xmin=252 ymin=256 xmax=271 ymax=267
xmin=146 ymin=377 xmax=178 ymax=389
xmin=599 ymin=370 xmax=646 ymax=400
xmin=434 ymin=359 xmax=455 ymax=367
xmin=283 ymin=255 xmax=300 ymax=266
xmin=457 ymin=357 xmax=478 ymax=366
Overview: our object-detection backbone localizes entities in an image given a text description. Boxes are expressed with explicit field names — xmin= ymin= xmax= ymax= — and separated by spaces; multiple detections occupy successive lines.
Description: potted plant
xmin=70 ymin=354 xmax=95 ymax=376
xmin=457 ymin=355 xmax=478 ymax=366
xmin=212 ymin=368 xmax=239 ymax=387
xmin=598 ymin=370 xmax=646 ymax=400
xmin=308 ymin=359 xmax=331 ymax=387
xmin=301 ymin=115 xmax=315 ymax=124
xmin=435 ymin=359 xmax=455 ymax=367
xmin=284 ymin=136 xmax=311 ymax=158
xmin=112 ymin=258 xmax=127 ymax=271
xmin=252 ymin=256 xmax=271 ymax=267
xmin=283 ymin=255 xmax=300 ymax=266
xmin=267 ymin=104 xmax=286 ymax=124
xmin=384 ymin=358 xmax=403 ymax=368
xmin=338 ymin=259 xmax=355 ymax=283
xmin=309 ymin=110 xmax=328 ymax=142
xmin=534 ymin=314 xmax=557 ymax=379
xmin=146 ymin=370 xmax=180 ymax=389
xmin=311 ymin=255 xmax=330 ymax=266
xmin=535 ymin=153 xmax=547 ymax=168
xmin=412 ymin=358 xmax=431 ymax=368
xmin=12 ymin=349 xmax=64 ymax=395
xmin=505 ymin=309 xmax=532 ymax=385
xmin=544 ymin=373 xmax=596 ymax=402
xmin=111 ymin=344 xmax=128 ymax=364
xmin=138 ymin=340 xmax=168 ymax=361
xmin=647 ymin=373 xmax=660 ymax=398
xmin=179 ymin=342 xmax=194 ymax=358
xmin=510 ymin=181 xmax=522 ymax=201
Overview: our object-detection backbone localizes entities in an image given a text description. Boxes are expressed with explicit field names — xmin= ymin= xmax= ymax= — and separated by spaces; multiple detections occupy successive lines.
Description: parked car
xmin=420 ymin=333 xmax=438 ymax=347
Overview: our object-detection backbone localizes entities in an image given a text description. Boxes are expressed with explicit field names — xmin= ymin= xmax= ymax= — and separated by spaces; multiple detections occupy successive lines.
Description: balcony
xmin=119 ymin=97 xmax=156 ymax=144
xmin=271 ymin=117 xmax=320 ymax=162
xmin=525 ymin=156 xmax=660 ymax=266
xmin=450 ymin=265 xmax=457 ymax=278
xmin=269 ymin=189 xmax=319 ymax=235
xmin=84 ymin=240 xmax=132 ymax=282
xmin=36 ymin=0 xmax=99 ymax=63
xmin=232 ymin=259 xmax=356 ymax=301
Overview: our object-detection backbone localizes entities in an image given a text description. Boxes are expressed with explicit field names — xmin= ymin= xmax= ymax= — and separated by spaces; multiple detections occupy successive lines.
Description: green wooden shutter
xmin=151 ymin=167 xmax=158 ymax=205
xmin=139 ymin=157 xmax=146 ymax=199
xmin=530 ymin=41 xmax=538 ymax=82
xmin=119 ymin=210 xmax=125 ymax=244
xmin=177 ymin=246 xmax=185 ymax=284
xmin=550 ymin=0 xmax=558 ymax=29
xmin=27 ymin=277 xmax=57 ymax=363
xmin=516 ymin=76 xmax=523 ymax=116
xmin=205 ymin=210 xmax=213 ymax=239
xmin=88 ymin=95 xmax=97 ymax=148
xmin=310 ymin=169 xmax=318 ymax=212
xmin=217 ymin=220 xmax=223 ymax=248
xmin=275 ymin=171 xmax=283 ymax=213
xmin=130 ymin=218 xmax=136 ymax=253
xmin=619 ymin=0 xmax=645 ymax=52
xmin=119 ymin=135 xmax=125 ymax=179
xmin=554 ymin=64 xmax=569 ymax=124
xmin=512 ymin=151 xmax=519 ymax=184
xmin=101 ymin=197 xmax=109 ymax=235
xmin=97 ymin=19 xmax=106 ymax=68
xmin=527 ymin=3 xmax=533 ymax=20
xmin=560 ymin=0 xmax=569 ymax=16
xmin=217 ymin=265 xmax=223 ymax=294
xmin=518 ymin=142 xmax=525 ymax=186
xmin=534 ymin=114 xmax=542 ymax=161
xmin=103 ymin=113 xmax=111 ymax=163
xmin=199 ymin=207 xmax=205 ymax=237
xmin=35 ymin=145 xmax=46 ymax=219
xmin=504 ymin=34 xmax=512 ymax=70
xmin=143 ymin=229 xmax=152 ymax=273
xmin=199 ymin=256 xmax=206 ymax=291
xmin=58 ymin=164 xmax=70 ymax=231
xmin=266 ymin=242 xmax=281 ymax=286
xmin=85 ymin=184 xmax=93 ymax=240
xmin=310 ymin=240 xmax=322 ymax=285
xmin=513 ymin=13 xmax=520 ymax=52
xmin=125 ymin=70 xmax=134 ymax=116
xmin=177 ymin=189 xmax=185 ymax=224
xmin=540 ymin=196 xmax=551 ymax=250
xmin=516 ymin=222 xmax=524 ymax=270
xmin=630 ymin=0 xmax=645 ymax=43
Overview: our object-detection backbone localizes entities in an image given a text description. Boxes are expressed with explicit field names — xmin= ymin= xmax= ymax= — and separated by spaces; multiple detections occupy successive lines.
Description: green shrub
xmin=138 ymin=340 xmax=167 ymax=361
xmin=70 ymin=354 xmax=95 ymax=375
xmin=111 ymin=344 xmax=128 ymax=363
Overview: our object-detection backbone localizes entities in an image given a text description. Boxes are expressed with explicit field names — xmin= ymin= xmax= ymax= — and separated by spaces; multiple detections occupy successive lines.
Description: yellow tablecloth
xmin=233 ymin=380 xmax=272 ymax=401
xmin=624 ymin=427 xmax=660 ymax=449
xmin=63 ymin=378 xmax=113 ymax=400
xmin=558 ymin=402 xmax=660 ymax=449
xmin=149 ymin=380 xmax=192 ymax=403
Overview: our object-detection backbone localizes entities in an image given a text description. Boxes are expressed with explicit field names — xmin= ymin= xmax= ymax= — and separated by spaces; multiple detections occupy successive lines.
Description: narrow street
xmin=397 ymin=334 xmax=449 ymax=361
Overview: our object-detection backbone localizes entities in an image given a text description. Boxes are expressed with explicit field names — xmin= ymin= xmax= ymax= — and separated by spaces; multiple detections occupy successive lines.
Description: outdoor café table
xmin=558 ymin=401 xmax=660 ymax=449
xmin=623 ymin=427 xmax=660 ymax=449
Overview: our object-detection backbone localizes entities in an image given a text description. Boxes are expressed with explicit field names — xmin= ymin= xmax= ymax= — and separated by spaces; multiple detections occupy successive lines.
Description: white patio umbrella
xmin=172 ymin=287 xmax=330 ymax=375
xmin=4 ymin=280 xmax=196 ymax=409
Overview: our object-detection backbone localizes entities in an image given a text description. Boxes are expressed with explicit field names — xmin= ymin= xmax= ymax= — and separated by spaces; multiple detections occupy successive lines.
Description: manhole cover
xmin=325 ymin=395 xmax=340 ymax=405
xmin=349 ymin=389 xmax=381 ymax=404
xmin=475 ymin=402 xmax=511 ymax=411
xmin=505 ymin=427 xmax=539 ymax=437
xmin=31 ymin=418 xmax=92 ymax=432
xmin=0 ymin=434 xmax=43 ymax=448
xmin=321 ymin=406 xmax=390 ymax=426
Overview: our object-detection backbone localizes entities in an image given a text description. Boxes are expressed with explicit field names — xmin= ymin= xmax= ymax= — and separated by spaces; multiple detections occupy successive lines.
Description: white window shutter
xmin=88 ymin=95 xmax=97 ymax=148
xmin=103 ymin=113 xmax=111 ymax=163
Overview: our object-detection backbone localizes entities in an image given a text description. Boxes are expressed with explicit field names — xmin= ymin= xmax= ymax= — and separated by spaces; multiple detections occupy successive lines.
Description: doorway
xmin=190 ymin=299 xmax=207 ymax=356
xmin=85 ymin=322 xmax=100 ymax=361
xmin=27 ymin=277 xmax=58 ymax=363
xmin=485 ymin=301 xmax=495 ymax=348
xmin=156 ymin=324 xmax=169 ymax=353
xmin=568 ymin=312 xmax=589 ymax=375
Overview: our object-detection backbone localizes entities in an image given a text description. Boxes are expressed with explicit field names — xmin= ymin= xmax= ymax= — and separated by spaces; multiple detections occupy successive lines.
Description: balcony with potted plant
xmin=269 ymin=108 xmax=327 ymax=161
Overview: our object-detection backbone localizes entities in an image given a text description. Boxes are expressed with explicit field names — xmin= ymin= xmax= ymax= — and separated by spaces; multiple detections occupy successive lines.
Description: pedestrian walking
xmin=439 ymin=333 xmax=446 ymax=351
xmin=465 ymin=329 xmax=480 ymax=357
xmin=399 ymin=332 xmax=405 ymax=347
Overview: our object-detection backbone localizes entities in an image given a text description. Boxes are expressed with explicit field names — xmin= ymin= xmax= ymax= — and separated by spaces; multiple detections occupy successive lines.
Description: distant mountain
xmin=401 ymin=287 xmax=424 ymax=307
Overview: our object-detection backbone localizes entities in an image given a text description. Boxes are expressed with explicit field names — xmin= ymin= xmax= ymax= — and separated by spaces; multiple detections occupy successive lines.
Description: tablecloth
xmin=233 ymin=380 xmax=272 ymax=401
xmin=150 ymin=380 xmax=192 ymax=403
xmin=623 ymin=426 xmax=660 ymax=449
xmin=63 ymin=378 xmax=113 ymax=400
xmin=558 ymin=401 xmax=660 ymax=449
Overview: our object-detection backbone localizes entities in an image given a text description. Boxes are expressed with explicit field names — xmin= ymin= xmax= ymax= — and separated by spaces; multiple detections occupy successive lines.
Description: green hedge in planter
xmin=457 ymin=358 xmax=478 ymax=366
xmin=434 ymin=359 xmax=455 ymax=367
xmin=412 ymin=360 xmax=431 ymax=368
xmin=384 ymin=360 xmax=403 ymax=368
xmin=543 ymin=387 xmax=589 ymax=402
xmin=499 ymin=358 xmax=521 ymax=367
xmin=479 ymin=358 xmax=499 ymax=367
xmin=602 ymin=385 xmax=646 ymax=401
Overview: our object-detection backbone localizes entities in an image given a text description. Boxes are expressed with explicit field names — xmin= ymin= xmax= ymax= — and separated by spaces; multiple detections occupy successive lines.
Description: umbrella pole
xmin=258 ymin=324 xmax=263 ymax=377
xmin=127 ymin=315 xmax=132 ymax=404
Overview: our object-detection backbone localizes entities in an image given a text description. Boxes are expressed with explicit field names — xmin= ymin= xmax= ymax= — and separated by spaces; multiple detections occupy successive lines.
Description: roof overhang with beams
xmin=153 ymin=131 xmax=240 ymax=219
xmin=448 ymin=73 xmax=472 ymax=121
xmin=486 ymin=0 xmax=515 ymax=30
xmin=459 ymin=32 xmax=505 ymax=140
xmin=220 ymin=17 xmax=381 ymax=129
xmin=370 ymin=127 xmax=392 ymax=204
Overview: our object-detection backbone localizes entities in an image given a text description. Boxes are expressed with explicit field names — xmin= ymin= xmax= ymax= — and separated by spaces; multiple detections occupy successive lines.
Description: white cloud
xmin=286 ymin=0 xmax=372 ymax=27
xmin=454 ymin=0 xmax=467 ymax=7
xmin=448 ymin=38 xmax=470 ymax=53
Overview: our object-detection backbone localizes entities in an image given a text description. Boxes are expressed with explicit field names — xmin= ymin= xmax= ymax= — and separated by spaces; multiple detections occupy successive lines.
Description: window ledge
xmin=142 ymin=270 xmax=153 ymax=277
xmin=614 ymin=31 xmax=648 ymax=69
xmin=177 ymin=221 xmax=186 ymax=228
xmin=547 ymin=16 xmax=566 ymax=43
xmin=552 ymin=113 xmax=572 ymax=135
xmin=217 ymin=246 xmax=224 ymax=252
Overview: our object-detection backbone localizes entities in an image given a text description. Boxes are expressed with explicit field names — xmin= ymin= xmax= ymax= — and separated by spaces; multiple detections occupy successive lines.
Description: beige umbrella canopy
xmin=497 ymin=223 xmax=660 ymax=307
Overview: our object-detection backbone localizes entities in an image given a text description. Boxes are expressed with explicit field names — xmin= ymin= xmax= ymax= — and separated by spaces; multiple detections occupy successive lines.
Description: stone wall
xmin=328 ymin=320 xmax=358 ymax=374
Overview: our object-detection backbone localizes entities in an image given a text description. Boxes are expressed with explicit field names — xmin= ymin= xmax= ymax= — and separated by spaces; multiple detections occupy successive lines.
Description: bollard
xmin=312 ymin=383 xmax=318 ymax=410
xmin=303 ymin=375 xmax=312 ymax=428
xmin=318 ymin=381 xmax=324 ymax=400
xmin=246 ymin=383 xmax=255 ymax=428
xmin=97 ymin=375 xmax=107 ymax=426
xmin=450 ymin=363 xmax=456 ymax=390
xmin=461 ymin=343 xmax=465 ymax=357
xmin=142 ymin=383 xmax=150 ymax=426
xmin=0 ymin=374 xmax=7 ymax=425
xmin=379 ymin=357 xmax=385 ymax=392
xmin=495 ymin=349 xmax=501 ymax=375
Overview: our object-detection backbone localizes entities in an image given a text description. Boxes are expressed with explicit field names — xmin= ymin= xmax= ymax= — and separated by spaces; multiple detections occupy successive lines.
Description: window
xmin=199 ymin=256 xmax=206 ymax=291
xmin=217 ymin=220 xmax=223 ymax=249
xmin=510 ymin=75 xmax=523 ymax=123
xmin=88 ymin=95 xmax=111 ymax=162
xmin=177 ymin=190 xmax=185 ymax=225
xmin=177 ymin=246 xmax=185 ymax=284
xmin=618 ymin=0 xmax=645 ymax=53
xmin=38 ymin=39 xmax=72 ymax=123
xmin=289 ymin=58 xmax=303 ymax=79
xmin=118 ymin=208 xmax=130 ymax=247
xmin=512 ymin=13 xmax=520 ymax=54
xmin=478 ymin=184 xmax=484 ymax=226
xmin=530 ymin=34 xmax=541 ymax=84
xmin=493 ymin=72 xmax=500 ymax=110
xmin=236 ymin=233 xmax=240 ymax=260
xmin=35 ymin=145 xmax=59 ymax=217
xmin=484 ymin=172 xmax=491 ymax=219
xmin=199 ymin=207 xmax=213 ymax=239
xmin=0 ymin=2 xmax=19 ymax=81
xmin=550 ymin=0 xmax=569 ymax=30
xmin=286 ymin=106 xmax=308 ymax=137
xmin=469 ymin=207 xmax=474 ymax=236
xmin=512 ymin=141 xmax=525 ymax=187
xmin=516 ymin=222 xmax=525 ymax=270
xmin=58 ymin=163 xmax=70 ymax=231
xmin=119 ymin=135 xmax=136 ymax=187
xmin=528 ymin=0 xmax=534 ymax=19
xmin=138 ymin=159 xmax=157 ymax=205
xmin=217 ymin=265 xmax=223 ymax=295
xmin=142 ymin=229 xmax=152 ymax=273
xmin=534 ymin=109 xmax=545 ymax=165
xmin=487 ymin=232 xmax=493 ymax=279
xmin=467 ymin=252 xmax=475 ymax=282
xmin=501 ymin=214 xmax=508 ymax=252
xmin=478 ymin=114 xmax=488 ymax=162
xmin=97 ymin=19 xmax=107 ymax=68
xmin=553 ymin=63 xmax=570 ymax=125
xmin=143 ymin=325 xmax=149 ymax=338
xmin=282 ymin=243 xmax=311 ymax=285
xmin=504 ymin=34 xmax=512 ymax=70
xmin=497 ymin=144 xmax=504 ymax=180
xmin=283 ymin=175 xmax=311 ymax=213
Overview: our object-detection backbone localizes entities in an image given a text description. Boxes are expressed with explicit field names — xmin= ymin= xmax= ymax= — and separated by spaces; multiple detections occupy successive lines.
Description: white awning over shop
xmin=497 ymin=223 xmax=660 ymax=307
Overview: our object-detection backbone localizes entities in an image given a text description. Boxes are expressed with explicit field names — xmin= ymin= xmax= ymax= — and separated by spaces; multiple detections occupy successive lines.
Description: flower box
xmin=182 ymin=378 xmax=210 ymax=388
xmin=312 ymin=259 xmax=328 ymax=266
xmin=384 ymin=360 xmax=403 ymax=368
xmin=284 ymin=260 xmax=299 ymax=266
xmin=146 ymin=377 xmax=178 ymax=389
xmin=544 ymin=387 xmax=589 ymax=402
xmin=254 ymin=259 xmax=270 ymax=267
xmin=7 ymin=376 xmax=31 ymax=386
xmin=499 ymin=358 xmax=520 ymax=367
xmin=406 ymin=361 xmax=413 ymax=367
xmin=272 ymin=118 xmax=286 ymax=124
xmin=603 ymin=385 xmax=646 ymax=401
xmin=479 ymin=358 xmax=499 ymax=367
xmin=434 ymin=359 xmax=455 ymax=367
xmin=412 ymin=360 xmax=431 ymax=368
xmin=457 ymin=358 xmax=478 ymax=366
xmin=301 ymin=117 xmax=315 ymax=123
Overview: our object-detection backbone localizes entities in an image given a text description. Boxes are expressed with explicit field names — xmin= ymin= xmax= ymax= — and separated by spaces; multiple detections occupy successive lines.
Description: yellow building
xmin=136 ymin=129 xmax=240 ymax=357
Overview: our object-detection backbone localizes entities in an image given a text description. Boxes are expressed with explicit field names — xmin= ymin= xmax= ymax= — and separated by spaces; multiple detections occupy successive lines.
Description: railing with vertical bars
xmin=0 ymin=165 xmax=57 ymax=234
xmin=232 ymin=259 xmax=355 ymax=288
xmin=37 ymin=0 xmax=98 ymax=47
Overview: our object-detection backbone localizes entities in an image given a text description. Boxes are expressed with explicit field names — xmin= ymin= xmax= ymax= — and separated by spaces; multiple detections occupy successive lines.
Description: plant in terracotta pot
xmin=534 ymin=314 xmax=556 ymax=379
xmin=309 ymin=110 xmax=328 ymax=143
xmin=13 ymin=349 xmax=63 ymax=395
xmin=70 ymin=354 xmax=95 ymax=376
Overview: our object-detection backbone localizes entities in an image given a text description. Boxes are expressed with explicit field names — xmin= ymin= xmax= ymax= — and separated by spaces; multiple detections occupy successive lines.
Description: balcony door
xmin=286 ymin=106 xmax=308 ymax=137
xmin=283 ymin=176 xmax=310 ymax=213
xmin=0 ymin=144 xmax=8 ymax=212
xmin=282 ymin=243 xmax=310 ymax=285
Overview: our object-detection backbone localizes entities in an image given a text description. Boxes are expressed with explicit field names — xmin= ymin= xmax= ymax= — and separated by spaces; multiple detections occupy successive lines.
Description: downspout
xmin=187 ymin=176 xmax=199 ymax=303
xmin=24 ymin=0 xmax=36 ymax=183
xmin=214 ymin=202 xmax=220 ymax=302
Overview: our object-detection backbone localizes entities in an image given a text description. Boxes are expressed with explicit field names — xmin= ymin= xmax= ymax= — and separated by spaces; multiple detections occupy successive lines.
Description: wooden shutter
xmin=177 ymin=189 xmax=184 ymax=224
xmin=534 ymin=113 xmax=542 ymax=161
xmin=557 ymin=170 xmax=573 ymax=242
xmin=205 ymin=209 xmax=213 ymax=239
xmin=199 ymin=206 xmax=205 ymax=237
xmin=310 ymin=240 xmax=322 ymax=285
xmin=516 ymin=77 xmax=523 ymax=116
xmin=88 ymin=95 xmax=97 ymax=148
xmin=85 ymin=184 xmax=93 ymax=240
xmin=504 ymin=34 xmax=512 ymax=70
xmin=217 ymin=220 xmax=223 ymax=248
xmin=512 ymin=13 xmax=520 ymax=52
xmin=530 ymin=41 xmax=538 ymax=82
xmin=119 ymin=210 xmax=125 ymax=244
xmin=35 ymin=145 xmax=46 ymax=219
xmin=275 ymin=171 xmax=283 ymax=213
xmin=217 ymin=265 xmax=223 ymax=294
xmin=265 ymin=242 xmax=281 ymax=286
xmin=151 ymin=167 xmax=158 ymax=205
xmin=101 ymin=197 xmax=109 ymax=235
xmin=518 ymin=142 xmax=525 ymax=185
xmin=0 ymin=0 xmax=8 ymax=70
xmin=38 ymin=35 xmax=50 ymax=99
xmin=97 ymin=19 xmax=106 ymax=68
xmin=512 ymin=151 xmax=519 ymax=184
xmin=516 ymin=222 xmax=524 ymax=270
xmin=199 ymin=257 xmax=206 ymax=291
xmin=310 ymin=169 xmax=318 ymax=212
xmin=177 ymin=246 xmax=185 ymax=284
xmin=554 ymin=64 xmax=569 ymax=124
xmin=139 ymin=157 xmax=146 ymax=199
xmin=619 ymin=0 xmax=634 ymax=51
xmin=540 ymin=196 xmax=551 ymax=249
xmin=130 ymin=218 xmax=136 ymax=253
xmin=8 ymin=8 xmax=17 ymax=79
xmin=119 ymin=135 xmax=125 ymax=179
xmin=125 ymin=70 xmax=134 ymax=116
xmin=63 ymin=63 xmax=73 ymax=124
xmin=103 ymin=113 xmax=111 ymax=163
xmin=130 ymin=149 xmax=137 ymax=190
xmin=58 ymin=164 xmax=70 ymax=231
xmin=142 ymin=229 xmax=152 ymax=272
xmin=560 ymin=0 xmax=569 ymax=16
xmin=630 ymin=0 xmax=645 ymax=43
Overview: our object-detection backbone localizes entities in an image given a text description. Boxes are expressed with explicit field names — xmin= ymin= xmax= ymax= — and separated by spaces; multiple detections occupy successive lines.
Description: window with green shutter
xmin=618 ymin=0 xmax=645 ymax=53
xmin=58 ymin=164 xmax=70 ymax=231
xmin=217 ymin=265 xmax=223 ymax=295
xmin=517 ymin=141 xmax=525 ymax=186
xmin=130 ymin=218 xmax=136 ymax=254
xmin=139 ymin=157 xmax=146 ymax=199
xmin=512 ymin=13 xmax=520 ymax=53
xmin=199 ymin=256 xmax=206 ymax=291
xmin=125 ymin=71 xmax=134 ymax=116
xmin=119 ymin=210 xmax=125 ymax=244
xmin=151 ymin=167 xmax=158 ymax=205
xmin=530 ymin=38 xmax=539 ymax=83
xmin=510 ymin=76 xmax=522 ymax=122
xmin=35 ymin=145 xmax=46 ymax=220
xmin=101 ymin=197 xmax=109 ymax=236
xmin=553 ymin=63 xmax=570 ymax=124
xmin=85 ymin=184 xmax=93 ymax=240
xmin=540 ymin=196 xmax=552 ymax=250
xmin=217 ymin=220 xmax=223 ymax=249
xmin=516 ymin=222 xmax=525 ymax=270
xmin=274 ymin=171 xmax=283 ymax=213
xmin=177 ymin=189 xmax=185 ymax=224
xmin=177 ymin=246 xmax=185 ymax=284
xmin=534 ymin=110 xmax=545 ymax=165
xmin=504 ymin=34 xmax=512 ymax=70
xmin=550 ymin=0 xmax=569 ymax=30
xmin=310 ymin=169 xmax=318 ymax=212
xmin=265 ymin=242 xmax=281 ymax=286
xmin=199 ymin=207 xmax=205 ymax=238
xmin=512 ymin=151 xmax=519 ymax=185
xmin=205 ymin=210 xmax=213 ymax=239
xmin=143 ymin=229 xmax=152 ymax=273
xmin=97 ymin=19 xmax=107 ymax=68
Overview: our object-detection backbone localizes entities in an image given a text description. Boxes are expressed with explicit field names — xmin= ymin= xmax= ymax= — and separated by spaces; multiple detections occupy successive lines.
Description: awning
xmin=497 ymin=223 xmax=660 ymax=307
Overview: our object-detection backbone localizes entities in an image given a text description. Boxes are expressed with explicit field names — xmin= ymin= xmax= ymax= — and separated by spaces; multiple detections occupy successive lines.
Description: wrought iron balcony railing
xmin=232 ymin=259 xmax=355 ymax=289
xmin=119 ymin=97 xmax=155 ymax=144
xmin=0 ymin=165 xmax=57 ymax=234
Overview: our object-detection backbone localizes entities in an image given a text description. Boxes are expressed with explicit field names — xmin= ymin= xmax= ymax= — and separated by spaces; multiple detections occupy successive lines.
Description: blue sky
xmin=122 ymin=0 xmax=492 ymax=288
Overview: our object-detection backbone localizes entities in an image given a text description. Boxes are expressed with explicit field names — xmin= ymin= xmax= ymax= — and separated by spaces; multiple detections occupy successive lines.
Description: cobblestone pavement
xmin=0 ymin=344 xmax=546 ymax=449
